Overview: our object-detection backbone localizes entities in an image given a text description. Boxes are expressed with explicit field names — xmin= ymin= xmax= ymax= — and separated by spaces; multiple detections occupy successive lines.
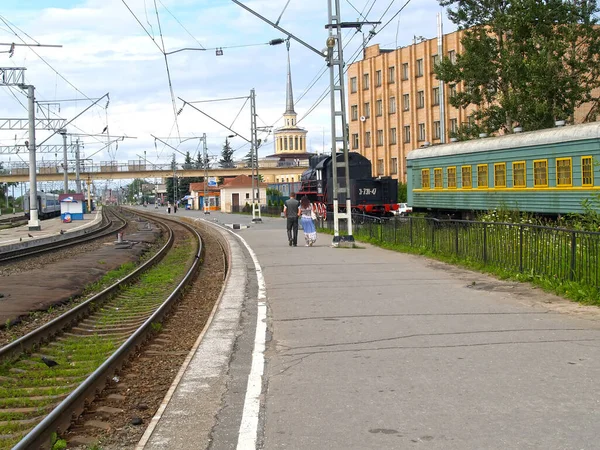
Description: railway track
xmin=0 ymin=207 xmax=127 ymax=263
xmin=0 ymin=213 xmax=203 ymax=449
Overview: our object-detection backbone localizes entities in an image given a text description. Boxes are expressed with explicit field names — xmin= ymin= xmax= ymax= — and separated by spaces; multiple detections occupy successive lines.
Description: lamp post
xmin=59 ymin=128 xmax=68 ymax=194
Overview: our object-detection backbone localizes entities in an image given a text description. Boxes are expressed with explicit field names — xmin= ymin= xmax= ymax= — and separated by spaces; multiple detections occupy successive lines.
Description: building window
xmin=421 ymin=169 xmax=430 ymax=189
xmin=448 ymin=50 xmax=456 ymax=64
xmin=403 ymin=125 xmax=411 ymax=143
xmin=376 ymin=70 xmax=382 ymax=87
xmin=450 ymin=118 xmax=458 ymax=134
xmin=462 ymin=166 xmax=472 ymax=188
xmin=494 ymin=163 xmax=506 ymax=188
xmin=388 ymin=66 xmax=395 ymax=83
xmin=416 ymin=58 xmax=424 ymax=77
xmin=376 ymin=99 xmax=383 ymax=116
xmin=377 ymin=159 xmax=384 ymax=175
xmin=477 ymin=164 xmax=488 ymax=188
xmin=513 ymin=161 xmax=526 ymax=187
xmin=364 ymin=102 xmax=370 ymax=118
xmin=390 ymin=127 xmax=397 ymax=145
xmin=351 ymin=105 xmax=358 ymax=121
xmin=389 ymin=96 xmax=396 ymax=114
xmin=449 ymin=84 xmax=457 ymax=98
xmin=350 ymin=77 xmax=357 ymax=93
xmin=447 ymin=166 xmax=457 ymax=188
xmin=352 ymin=133 xmax=359 ymax=149
xmin=417 ymin=91 xmax=425 ymax=108
xmin=418 ymin=123 xmax=426 ymax=141
xmin=365 ymin=131 xmax=371 ymax=147
xmin=582 ymin=156 xmax=594 ymax=186
xmin=556 ymin=158 xmax=572 ymax=186
xmin=432 ymin=54 xmax=439 ymax=68
xmin=402 ymin=62 xmax=409 ymax=80
xmin=534 ymin=160 xmax=548 ymax=187
xmin=433 ymin=121 xmax=441 ymax=140
xmin=391 ymin=157 xmax=398 ymax=174
xmin=403 ymin=93 xmax=410 ymax=111
xmin=432 ymin=87 xmax=440 ymax=105
xmin=363 ymin=73 xmax=370 ymax=89
xmin=377 ymin=129 xmax=384 ymax=146
xmin=434 ymin=168 xmax=443 ymax=188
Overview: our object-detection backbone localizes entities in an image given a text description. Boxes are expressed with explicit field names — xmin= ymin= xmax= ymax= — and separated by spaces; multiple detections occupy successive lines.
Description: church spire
xmin=285 ymin=39 xmax=295 ymax=115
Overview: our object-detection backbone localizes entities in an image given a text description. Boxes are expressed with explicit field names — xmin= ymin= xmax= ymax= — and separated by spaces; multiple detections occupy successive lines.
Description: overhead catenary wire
xmin=158 ymin=0 xmax=204 ymax=48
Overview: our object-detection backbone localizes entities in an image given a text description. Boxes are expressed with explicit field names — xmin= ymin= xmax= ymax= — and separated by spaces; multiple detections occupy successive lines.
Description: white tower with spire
xmin=274 ymin=40 xmax=308 ymax=157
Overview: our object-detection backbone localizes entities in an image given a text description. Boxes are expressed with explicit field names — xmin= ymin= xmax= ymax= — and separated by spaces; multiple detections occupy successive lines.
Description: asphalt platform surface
xmin=108 ymin=209 xmax=600 ymax=449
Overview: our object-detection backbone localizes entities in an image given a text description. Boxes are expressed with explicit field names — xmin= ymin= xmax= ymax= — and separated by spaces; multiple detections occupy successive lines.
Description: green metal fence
xmin=322 ymin=216 xmax=600 ymax=289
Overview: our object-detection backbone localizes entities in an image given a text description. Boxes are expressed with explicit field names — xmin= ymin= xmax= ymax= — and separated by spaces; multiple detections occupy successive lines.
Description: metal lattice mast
xmin=202 ymin=133 xmax=210 ymax=214
xmin=75 ymin=139 xmax=82 ymax=193
xmin=250 ymin=88 xmax=262 ymax=222
xmin=327 ymin=0 xmax=354 ymax=246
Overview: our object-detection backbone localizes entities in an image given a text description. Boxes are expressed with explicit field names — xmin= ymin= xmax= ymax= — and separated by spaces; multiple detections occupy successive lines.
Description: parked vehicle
xmin=393 ymin=203 xmax=412 ymax=216
xmin=406 ymin=121 xmax=600 ymax=218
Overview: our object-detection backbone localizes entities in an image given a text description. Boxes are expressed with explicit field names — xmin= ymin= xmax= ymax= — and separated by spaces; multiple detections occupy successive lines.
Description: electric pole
xmin=250 ymin=88 xmax=261 ymax=222
xmin=59 ymin=128 xmax=68 ymax=193
xmin=202 ymin=133 xmax=210 ymax=214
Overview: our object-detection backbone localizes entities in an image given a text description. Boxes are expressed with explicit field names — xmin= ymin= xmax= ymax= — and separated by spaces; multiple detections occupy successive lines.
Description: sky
xmin=0 ymin=0 xmax=453 ymax=185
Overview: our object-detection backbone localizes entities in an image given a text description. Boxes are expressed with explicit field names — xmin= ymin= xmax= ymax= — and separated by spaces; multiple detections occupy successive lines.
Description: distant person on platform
xmin=167 ymin=202 xmax=171 ymax=214
xmin=283 ymin=192 xmax=300 ymax=247
xmin=174 ymin=202 xmax=178 ymax=214
xmin=299 ymin=195 xmax=317 ymax=246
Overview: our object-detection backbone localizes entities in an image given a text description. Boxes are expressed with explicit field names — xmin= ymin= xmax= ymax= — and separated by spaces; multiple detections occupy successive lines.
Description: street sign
xmin=208 ymin=177 xmax=217 ymax=187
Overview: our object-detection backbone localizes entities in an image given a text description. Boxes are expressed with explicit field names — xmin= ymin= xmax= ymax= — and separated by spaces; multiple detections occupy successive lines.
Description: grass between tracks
xmin=0 ymin=236 xmax=195 ymax=447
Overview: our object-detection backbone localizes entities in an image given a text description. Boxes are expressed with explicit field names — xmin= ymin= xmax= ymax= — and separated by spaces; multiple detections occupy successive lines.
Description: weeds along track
xmin=0 ymin=215 xmax=202 ymax=449
xmin=0 ymin=207 xmax=127 ymax=263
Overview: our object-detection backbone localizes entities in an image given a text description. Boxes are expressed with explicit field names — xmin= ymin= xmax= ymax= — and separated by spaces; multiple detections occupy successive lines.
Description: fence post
xmin=431 ymin=220 xmax=435 ymax=251
xmin=410 ymin=217 xmax=413 ymax=247
xmin=483 ymin=223 xmax=487 ymax=264
xmin=570 ymin=231 xmax=576 ymax=281
xmin=380 ymin=220 xmax=383 ymax=241
xmin=519 ymin=225 xmax=523 ymax=273
xmin=394 ymin=217 xmax=397 ymax=244
xmin=455 ymin=221 xmax=459 ymax=256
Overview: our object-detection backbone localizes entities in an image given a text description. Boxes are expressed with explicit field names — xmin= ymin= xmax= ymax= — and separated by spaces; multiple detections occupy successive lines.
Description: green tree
xmin=183 ymin=151 xmax=193 ymax=169
xmin=436 ymin=0 xmax=600 ymax=137
xmin=219 ymin=138 xmax=235 ymax=168
xmin=243 ymin=148 xmax=254 ymax=168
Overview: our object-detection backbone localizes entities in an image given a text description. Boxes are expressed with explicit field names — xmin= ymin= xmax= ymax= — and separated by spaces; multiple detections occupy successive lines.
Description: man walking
xmin=283 ymin=192 xmax=300 ymax=247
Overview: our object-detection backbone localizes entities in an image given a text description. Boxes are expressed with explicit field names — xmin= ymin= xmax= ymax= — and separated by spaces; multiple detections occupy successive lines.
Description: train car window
xmin=477 ymin=164 xmax=488 ymax=188
xmin=582 ymin=156 xmax=594 ymax=186
xmin=556 ymin=158 xmax=572 ymax=187
xmin=421 ymin=169 xmax=430 ymax=189
xmin=513 ymin=161 xmax=526 ymax=187
xmin=533 ymin=160 xmax=548 ymax=187
xmin=447 ymin=167 xmax=457 ymax=188
xmin=461 ymin=166 xmax=472 ymax=188
xmin=494 ymin=163 xmax=506 ymax=188
xmin=434 ymin=168 xmax=443 ymax=188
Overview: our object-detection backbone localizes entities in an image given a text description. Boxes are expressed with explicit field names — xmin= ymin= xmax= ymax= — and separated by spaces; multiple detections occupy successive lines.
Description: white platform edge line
xmin=234 ymin=231 xmax=267 ymax=450
xmin=135 ymin=220 xmax=233 ymax=449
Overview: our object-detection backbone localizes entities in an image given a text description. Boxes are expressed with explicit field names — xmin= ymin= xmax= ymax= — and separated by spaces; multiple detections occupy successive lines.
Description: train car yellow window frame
xmin=556 ymin=157 xmax=572 ymax=187
xmin=421 ymin=168 xmax=430 ymax=189
xmin=513 ymin=161 xmax=526 ymax=188
xmin=461 ymin=166 xmax=472 ymax=189
xmin=494 ymin=163 xmax=506 ymax=188
xmin=434 ymin=168 xmax=443 ymax=189
xmin=447 ymin=166 xmax=457 ymax=189
xmin=582 ymin=156 xmax=594 ymax=187
xmin=477 ymin=164 xmax=488 ymax=188
xmin=533 ymin=160 xmax=548 ymax=187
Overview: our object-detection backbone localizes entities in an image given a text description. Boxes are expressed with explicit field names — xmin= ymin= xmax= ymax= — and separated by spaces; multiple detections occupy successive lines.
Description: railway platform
xmin=0 ymin=209 xmax=102 ymax=251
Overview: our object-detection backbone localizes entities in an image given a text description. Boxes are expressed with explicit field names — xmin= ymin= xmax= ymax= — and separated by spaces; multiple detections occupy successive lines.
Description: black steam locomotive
xmin=296 ymin=152 xmax=399 ymax=217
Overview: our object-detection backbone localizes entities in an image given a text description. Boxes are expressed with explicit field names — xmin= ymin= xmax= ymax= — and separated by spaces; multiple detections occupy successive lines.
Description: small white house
xmin=220 ymin=175 xmax=268 ymax=213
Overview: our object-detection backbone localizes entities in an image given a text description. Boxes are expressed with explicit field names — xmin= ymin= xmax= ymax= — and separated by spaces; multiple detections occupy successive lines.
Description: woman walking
xmin=299 ymin=196 xmax=317 ymax=246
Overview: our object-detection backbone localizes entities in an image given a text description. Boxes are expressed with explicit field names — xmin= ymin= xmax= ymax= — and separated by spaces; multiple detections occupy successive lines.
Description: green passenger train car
xmin=406 ymin=122 xmax=600 ymax=217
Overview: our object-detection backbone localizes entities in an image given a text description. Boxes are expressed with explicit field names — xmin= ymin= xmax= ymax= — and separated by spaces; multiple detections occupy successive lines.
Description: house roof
xmin=189 ymin=182 xmax=220 ymax=193
xmin=221 ymin=174 xmax=268 ymax=189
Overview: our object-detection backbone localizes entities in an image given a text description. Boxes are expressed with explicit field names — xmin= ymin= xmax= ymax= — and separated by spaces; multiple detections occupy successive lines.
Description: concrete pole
xmin=438 ymin=13 xmax=446 ymax=144
xmin=61 ymin=130 xmax=68 ymax=193
xmin=250 ymin=88 xmax=261 ymax=222
xmin=26 ymin=85 xmax=41 ymax=231
xmin=75 ymin=139 xmax=82 ymax=193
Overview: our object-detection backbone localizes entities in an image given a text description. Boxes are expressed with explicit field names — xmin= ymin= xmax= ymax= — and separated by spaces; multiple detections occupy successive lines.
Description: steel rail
xmin=11 ymin=215 xmax=203 ymax=449
xmin=0 ymin=208 xmax=124 ymax=262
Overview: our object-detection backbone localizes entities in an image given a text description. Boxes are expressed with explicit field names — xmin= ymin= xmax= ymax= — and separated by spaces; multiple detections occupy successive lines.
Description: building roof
xmin=189 ymin=182 xmax=220 ymax=193
xmin=221 ymin=174 xmax=268 ymax=189
xmin=265 ymin=152 xmax=314 ymax=159
xmin=285 ymin=43 xmax=295 ymax=115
